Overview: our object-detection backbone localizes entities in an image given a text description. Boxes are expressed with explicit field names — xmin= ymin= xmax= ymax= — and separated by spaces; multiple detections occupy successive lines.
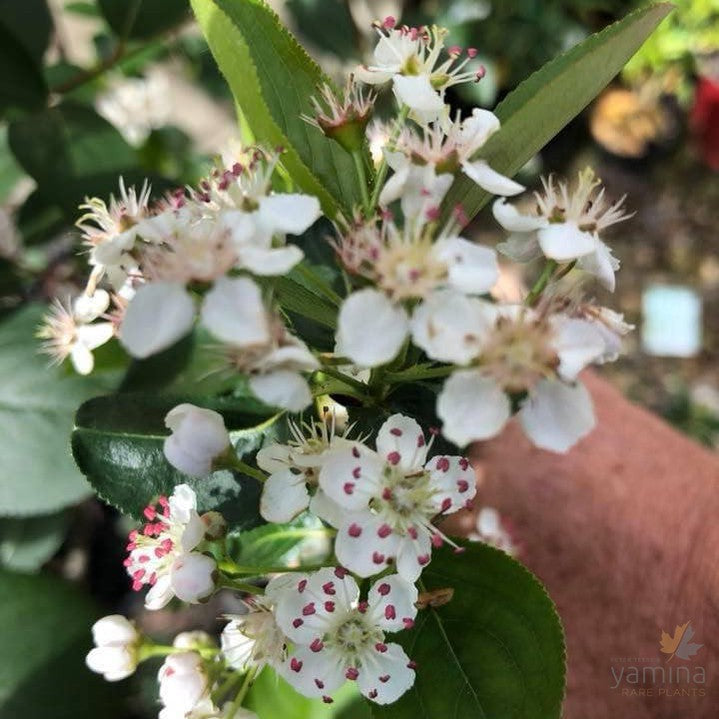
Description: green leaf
xmin=246 ymin=666 xmax=370 ymax=719
xmin=442 ymin=2 xmax=673 ymax=220
xmin=0 ymin=24 xmax=48 ymax=117
xmin=371 ymin=542 xmax=565 ymax=719
xmin=71 ymin=392 xmax=282 ymax=528
xmin=0 ymin=305 xmax=120 ymax=516
xmin=286 ymin=0 xmax=357 ymax=59
xmin=0 ymin=0 xmax=53 ymax=63
xmin=0 ymin=570 xmax=123 ymax=718
xmin=0 ymin=127 xmax=25 ymax=202
xmin=98 ymin=0 xmax=190 ymax=40
xmin=0 ymin=512 xmax=68 ymax=572
xmin=7 ymin=103 xmax=144 ymax=217
xmin=191 ymin=0 xmax=364 ymax=216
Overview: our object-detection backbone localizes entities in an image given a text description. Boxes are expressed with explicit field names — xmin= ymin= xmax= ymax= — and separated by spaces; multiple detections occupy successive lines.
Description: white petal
xmin=354 ymin=65 xmax=394 ymax=84
xmin=492 ymin=198 xmax=547 ymax=232
xmin=255 ymin=443 xmax=292 ymax=473
xmin=374 ymin=35 xmax=410 ymax=69
xmin=170 ymin=552 xmax=216 ymax=604
xmin=336 ymin=290 xmax=409 ymax=368
xmin=378 ymin=163 xmax=410 ymax=208
xmin=92 ymin=615 xmax=137 ymax=647
xmin=144 ymin=573 xmax=175 ymax=611
xmin=74 ymin=289 xmax=110 ymax=322
xmin=249 ymin=371 xmax=312 ymax=412
xmin=427 ymin=455 xmax=477 ymax=513
xmin=221 ymin=620 xmax=255 ymax=671
xmin=375 ymin=414 xmax=427 ymax=473
xmin=86 ymin=646 xmax=135 ymax=681
xmin=496 ymin=232 xmax=544 ymax=263
xmin=537 ymin=222 xmax=596 ymax=260
xmin=519 ymin=380 xmax=595 ymax=453
xmin=461 ymin=160 xmax=524 ymax=196
xmin=260 ymin=469 xmax=310 ymax=523
xmin=258 ymin=194 xmax=322 ymax=236
xmin=76 ymin=321 xmax=114 ymax=350
xmin=367 ymin=575 xmax=418 ymax=633
xmin=437 ymin=371 xmax=511 ymax=446
xmin=70 ymin=344 xmax=95 ymax=375
xmin=221 ymin=209 xmax=260 ymax=247
xmin=434 ymin=236 xmax=499 ymax=294
xmin=238 ymin=244 xmax=304 ymax=276
xmin=577 ymin=238 xmax=619 ymax=291
xmin=308 ymin=490 xmax=345 ymax=528
xmin=279 ymin=645 xmax=347 ymax=699
xmin=458 ymin=108 xmax=501 ymax=152
xmin=318 ymin=443 xmax=384 ymax=511
xmin=392 ymin=75 xmax=444 ymax=115
xmin=335 ymin=511 xmax=401 ymax=578
xmin=119 ymin=282 xmax=195 ymax=358
xmin=395 ymin=530 xmax=432 ymax=582
xmin=410 ymin=291 xmax=494 ymax=365
xmin=200 ymin=276 xmax=270 ymax=346
xmin=551 ymin=317 xmax=606 ymax=381
xmin=261 ymin=341 xmax=319 ymax=372
xmin=357 ymin=643 xmax=415 ymax=704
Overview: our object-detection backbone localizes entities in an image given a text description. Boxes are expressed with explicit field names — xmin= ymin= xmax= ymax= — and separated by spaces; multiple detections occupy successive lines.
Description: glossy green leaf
xmin=0 ymin=513 xmax=68 ymax=572
xmin=246 ymin=666 xmax=370 ymax=719
xmin=0 ymin=305 xmax=119 ymax=516
xmin=442 ymin=2 xmax=673 ymax=220
xmin=0 ymin=0 xmax=53 ymax=63
xmin=191 ymin=0 xmax=364 ymax=216
xmin=71 ymin=392 xmax=282 ymax=528
xmin=0 ymin=25 xmax=48 ymax=117
xmin=98 ymin=0 xmax=190 ymax=39
xmin=371 ymin=542 xmax=565 ymax=719
xmin=0 ymin=570 xmax=122 ymax=718
xmin=268 ymin=275 xmax=338 ymax=329
xmin=286 ymin=0 xmax=357 ymax=59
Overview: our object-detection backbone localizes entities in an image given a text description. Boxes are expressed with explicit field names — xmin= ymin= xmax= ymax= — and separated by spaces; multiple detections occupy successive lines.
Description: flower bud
xmin=85 ymin=615 xmax=139 ymax=681
xmin=163 ymin=404 xmax=231 ymax=476
xmin=170 ymin=552 xmax=217 ymax=603
xmin=173 ymin=630 xmax=216 ymax=651
xmin=158 ymin=652 xmax=209 ymax=714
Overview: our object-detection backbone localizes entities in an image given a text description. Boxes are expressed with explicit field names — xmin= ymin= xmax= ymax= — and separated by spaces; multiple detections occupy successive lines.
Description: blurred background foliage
xmin=0 ymin=1 xmax=717 ymax=718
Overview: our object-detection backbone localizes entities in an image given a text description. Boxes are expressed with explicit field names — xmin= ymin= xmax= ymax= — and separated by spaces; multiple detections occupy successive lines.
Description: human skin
xmin=447 ymin=372 xmax=719 ymax=718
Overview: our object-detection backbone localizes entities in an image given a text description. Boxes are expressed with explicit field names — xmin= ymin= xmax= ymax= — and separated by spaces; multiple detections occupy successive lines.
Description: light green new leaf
xmin=443 ymin=2 xmax=673 ymax=220
xmin=0 ymin=305 xmax=119 ymax=516
xmin=71 ymin=392 xmax=282 ymax=528
xmin=0 ymin=570 xmax=122 ymax=718
xmin=371 ymin=542 xmax=566 ymax=719
xmin=191 ymin=0 xmax=364 ymax=216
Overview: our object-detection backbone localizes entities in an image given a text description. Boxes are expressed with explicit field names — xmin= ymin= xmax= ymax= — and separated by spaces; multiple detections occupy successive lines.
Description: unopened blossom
xmin=356 ymin=18 xmax=485 ymax=124
xmin=85 ymin=615 xmax=139 ymax=681
xmin=319 ymin=414 xmax=476 ymax=580
xmin=173 ymin=631 xmax=216 ymax=651
xmin=427 ymin=304 xmax=608 ymax=451
xmin=493 ymin=168 xmax=630 ymax=291
xmin=124 ymin=484 xmax=217 ymax=610
xmin=158 ymin=652 xmax=210 ymax=719
xmin=380 ymin=109 xmax=524 ymax=220
xmin=257 ymin=417 xmax=354 ymax=523
xmin=201 ymin=277 xmax=319 ymax=412
xmin=334 ymin=213 xmax=498 ymax=367
xmin=220 ymin=575 xmax=291 ymax=671
xmin=471 ymin=507 xmax=517 ymax=556
xmin=77 ymin=179 xmax=151 ymax=289
xmin=163 ymin=404 xmax=231 ymax=477
xmin=38 ymin=291 xmax=114 ymax=375
xmin=274 ymin=568 xmax=418 ymax=704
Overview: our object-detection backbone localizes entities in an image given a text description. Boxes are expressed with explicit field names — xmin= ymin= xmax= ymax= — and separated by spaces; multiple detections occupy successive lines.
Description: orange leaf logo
xmin=659 ymin=621 xmax=703 ymax=662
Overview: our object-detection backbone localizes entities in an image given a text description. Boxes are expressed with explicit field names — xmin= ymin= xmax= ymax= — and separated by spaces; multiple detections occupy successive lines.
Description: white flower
xmin=318 ymin=414 xmax=476 ymax=580
xmin=124 ymin=484 xmax=216 ymax=610
xmin=163 ymin=404 xmax=231 ymax=477
xmin=471 ymin=507 xmax=517 ymax=555
xmin=355 ymin=20 xmax=485 ymax=124
xmin=274 ymin=568 xmax=418 ymax=705
xmin=435 ymin=309 xmax=606 ymax=451
xmin=85 ymin=615 xmax=139 ymax=681
xmin=201 ymin=277 xmax=319 ymax=412
xmin=119 ymin=281 xmax=196 ymax=358
xmin=38 ymin=293 xmax=114 ymax=375
xmin=77 ymin=179 xmax=151 ymax=288
xmin=334 ymin=215 xmax=499 ymax=368
xmin=220 ymin=576 xmax=290 ymax=671
xmin=493 ymin=168 xmax=630 ymax=291
xmin=257 ymin=418 xmax=352 ymax=523
xmin=575 ymin=305 xmax=634 ymax=362
xmin=380 ymin=110 xmax=523 ymax=218
xmin=158 ymin=652 xmax=210 ymax=718
xmin=172 ymin=631 xmax=215 ymax=651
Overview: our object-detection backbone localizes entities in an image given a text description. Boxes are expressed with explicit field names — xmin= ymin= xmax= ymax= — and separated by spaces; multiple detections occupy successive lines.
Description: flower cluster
xmin=73 ymin=13 xmax=637 ymax=716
